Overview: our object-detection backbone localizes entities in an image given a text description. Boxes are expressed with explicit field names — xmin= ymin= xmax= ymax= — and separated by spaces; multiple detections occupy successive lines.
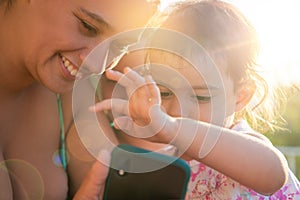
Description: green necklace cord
xmin=57 ymin=94 xmax=67 ymax=170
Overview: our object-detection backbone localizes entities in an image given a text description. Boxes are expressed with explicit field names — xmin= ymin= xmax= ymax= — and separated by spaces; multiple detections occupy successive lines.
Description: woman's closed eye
xmin=73 ymin=12 xmax=99 ymax=37
xmin=78 ymin=17 xmax=98 ymax=36
xmin=81 ymin=19 xmax=98 ymax=35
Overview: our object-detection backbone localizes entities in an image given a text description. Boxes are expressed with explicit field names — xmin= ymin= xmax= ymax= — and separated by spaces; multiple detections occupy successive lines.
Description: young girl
xmin=91 ymin=0 xmax=300 ymax=198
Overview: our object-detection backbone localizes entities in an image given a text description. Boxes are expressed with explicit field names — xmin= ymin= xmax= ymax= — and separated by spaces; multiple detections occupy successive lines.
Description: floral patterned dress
xmin=186 ymin=121 xmax=300 ymax=199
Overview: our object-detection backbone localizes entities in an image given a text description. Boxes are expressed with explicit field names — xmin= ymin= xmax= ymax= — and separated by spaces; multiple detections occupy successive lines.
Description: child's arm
xmin=91 ymin=67 xmax=289 ymax=195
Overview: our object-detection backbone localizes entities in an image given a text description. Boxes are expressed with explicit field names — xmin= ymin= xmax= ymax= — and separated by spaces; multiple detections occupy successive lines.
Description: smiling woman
xmin=0 ymin=0 xmax=157 ymax=199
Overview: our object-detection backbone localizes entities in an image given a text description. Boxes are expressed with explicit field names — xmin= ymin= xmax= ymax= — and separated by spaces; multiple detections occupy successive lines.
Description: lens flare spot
xmin=4 ymin=159 xmax=44 ymax=199
xmin=52 ymin=151 xmax=63 ymax=167
xmin=52 ymin=150 xmax=69 ymax=167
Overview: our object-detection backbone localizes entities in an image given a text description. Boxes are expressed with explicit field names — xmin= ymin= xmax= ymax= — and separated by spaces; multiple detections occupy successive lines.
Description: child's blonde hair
xmin=145 ymin=0 xmax=289 ymax=133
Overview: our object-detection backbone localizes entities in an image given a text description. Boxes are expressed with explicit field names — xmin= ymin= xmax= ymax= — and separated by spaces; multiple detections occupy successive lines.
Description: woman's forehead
xmin=87 ymin=0 xmax=155 ymax=32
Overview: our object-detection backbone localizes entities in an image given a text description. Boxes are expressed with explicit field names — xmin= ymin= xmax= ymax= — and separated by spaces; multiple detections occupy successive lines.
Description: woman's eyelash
xmin=81 ymin=20 xmax=92 ymax=30
xmin=80 ymin=19 xmax=97 ymax=34
xmin=73 ymin=12 xmax=99 ymax=36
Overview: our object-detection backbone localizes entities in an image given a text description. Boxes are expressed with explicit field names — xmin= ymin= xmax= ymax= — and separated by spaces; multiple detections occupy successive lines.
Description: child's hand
xmin=90 ymin=67 xmax=171 ymax=143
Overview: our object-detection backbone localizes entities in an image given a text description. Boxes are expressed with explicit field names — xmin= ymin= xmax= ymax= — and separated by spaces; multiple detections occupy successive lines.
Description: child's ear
xmin=235 ymin=81 xmax=256 ymax=112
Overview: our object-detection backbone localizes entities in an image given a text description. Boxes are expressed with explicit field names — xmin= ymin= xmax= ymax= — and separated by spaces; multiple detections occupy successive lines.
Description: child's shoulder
xmin=232 ymin=120 xmax=272 ymax=145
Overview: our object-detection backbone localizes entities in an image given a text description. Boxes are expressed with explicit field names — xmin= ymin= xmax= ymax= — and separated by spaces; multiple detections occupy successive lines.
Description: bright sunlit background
xmin=225 ymin=0 xmax=300 ymax=180
xmin=230 ymin=0 xmax=300 ymax=86
xmin=161 ymin=0 xmax=300 ymax=86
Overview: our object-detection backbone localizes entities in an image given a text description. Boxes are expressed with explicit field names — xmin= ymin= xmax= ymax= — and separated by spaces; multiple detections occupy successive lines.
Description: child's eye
xmin=160 ymin=91 xmax=174 ymax=98
xmin=158 ymin=85 xmax=174 ymax=99
xmin=192 ymin=95 xmax=211 ymax=103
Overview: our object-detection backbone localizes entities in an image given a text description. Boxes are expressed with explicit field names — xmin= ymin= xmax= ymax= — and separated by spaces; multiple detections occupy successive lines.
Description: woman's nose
xmin=79 ymin=35 xmax=110 ymax=60
xmin=79 ymin=50 xmax=89 ymax=62
xmin=78 ymin=42 xmax=110 ymax=74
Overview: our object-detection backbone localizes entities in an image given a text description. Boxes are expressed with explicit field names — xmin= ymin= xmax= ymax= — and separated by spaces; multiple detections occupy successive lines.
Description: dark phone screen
xmin=103 ymin=144 xmax=190 ymax=200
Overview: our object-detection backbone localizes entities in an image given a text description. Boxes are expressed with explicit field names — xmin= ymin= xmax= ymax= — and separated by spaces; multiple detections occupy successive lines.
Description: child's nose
xmin=165 ymin=97 xmax=196 ymax=118
xmin=166 ymin=98 xmax=182 ymax=117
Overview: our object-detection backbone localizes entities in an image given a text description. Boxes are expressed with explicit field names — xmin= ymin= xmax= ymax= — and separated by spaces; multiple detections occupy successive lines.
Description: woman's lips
xmin=60 ymin=54 xmax=79 ymax=80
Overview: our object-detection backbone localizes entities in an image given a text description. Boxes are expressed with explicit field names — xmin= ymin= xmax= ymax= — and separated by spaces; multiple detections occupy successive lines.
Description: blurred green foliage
xmin=266 ymin=87 xmax=300 ymax=180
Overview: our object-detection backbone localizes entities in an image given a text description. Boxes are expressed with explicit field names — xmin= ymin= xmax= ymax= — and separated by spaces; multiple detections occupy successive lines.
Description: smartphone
xmin=103 ymin=144 xmax=191 ymax=200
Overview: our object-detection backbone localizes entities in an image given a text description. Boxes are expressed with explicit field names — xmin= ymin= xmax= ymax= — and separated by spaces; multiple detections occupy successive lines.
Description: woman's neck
xmin=0 ymin=12 xmax=35 ymax=94
xmin=0 ymin=51 xmax=35 ymax=94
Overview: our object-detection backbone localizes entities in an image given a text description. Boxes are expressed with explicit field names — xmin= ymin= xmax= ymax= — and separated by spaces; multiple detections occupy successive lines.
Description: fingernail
xmin=88 ymin=106 xmax=96 ymax=112
xmin=124 ymin=67 xmax=132 ymax=72
xmin=145 ymin=75 xmax=153 ymax=81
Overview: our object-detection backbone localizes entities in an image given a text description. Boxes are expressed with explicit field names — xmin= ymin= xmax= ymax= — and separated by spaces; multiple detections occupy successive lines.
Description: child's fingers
xmin=89 ymin=99 xmax=129 ymax=116
xmin=107 ymin=68 xmax=154 ymax=100
xmin=123 ymin=67 xmax=158 ymax=102
xmin=145 ymin=75 xmax=160 ymax=103
xmin=89 ymin=99 xmax=112 ymax=112
xmin=106 ymin=69 xmax=133 ymax=89
xmin=105 ymin=69 xmax=122 ymax=81
xmin=123 ymin=67 xmax=145 ymax=86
